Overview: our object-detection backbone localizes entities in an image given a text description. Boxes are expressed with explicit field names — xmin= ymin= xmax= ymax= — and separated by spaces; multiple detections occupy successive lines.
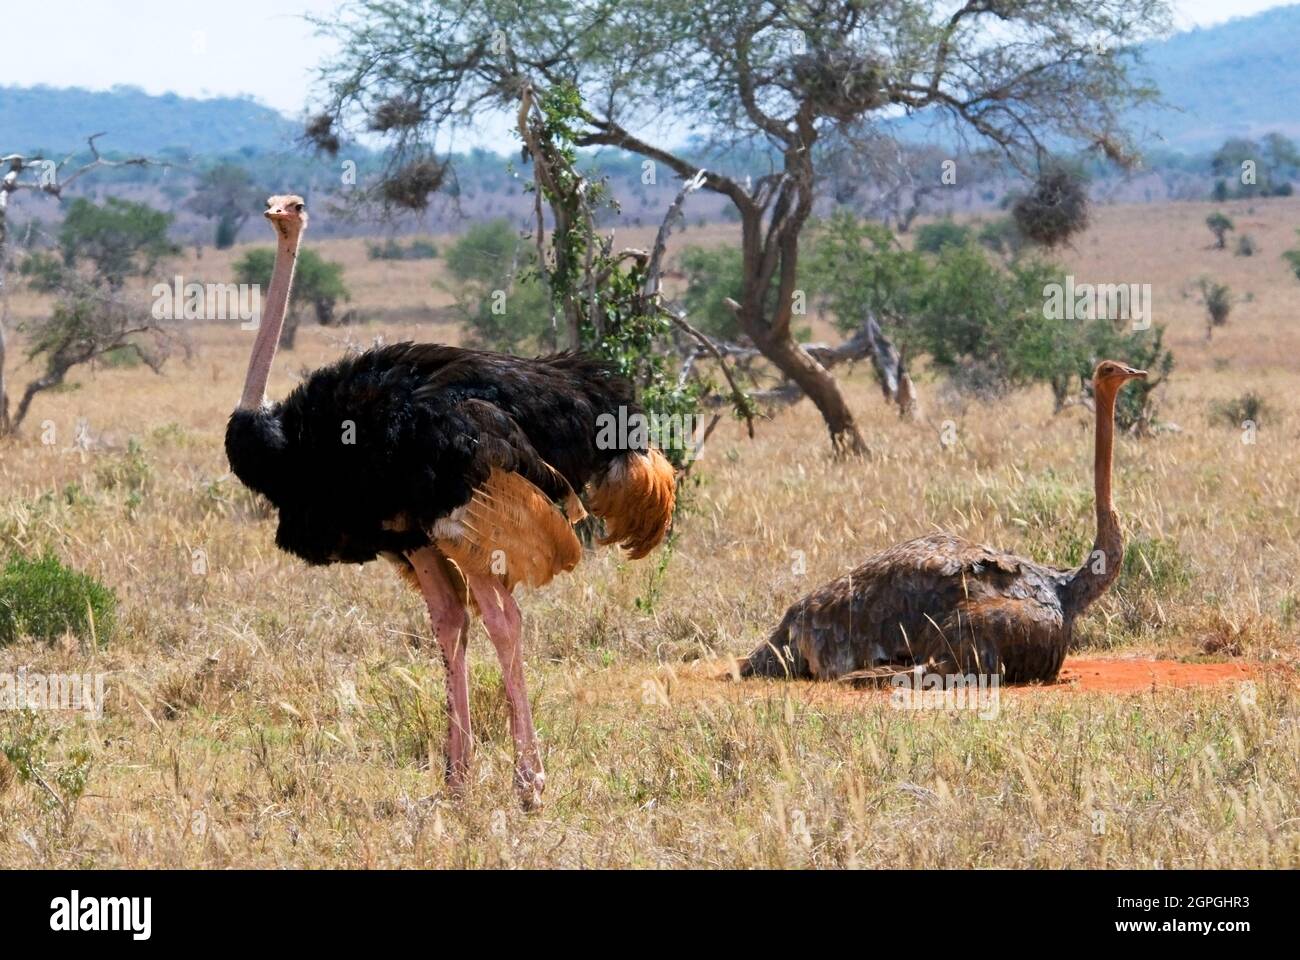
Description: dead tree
xmin=0 ymin=134 xmax=167 ymax=435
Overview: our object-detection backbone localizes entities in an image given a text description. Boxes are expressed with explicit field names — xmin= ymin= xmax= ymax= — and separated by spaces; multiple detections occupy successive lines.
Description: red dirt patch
xmin=1047 ymin=657 xmax=1256 ymax=694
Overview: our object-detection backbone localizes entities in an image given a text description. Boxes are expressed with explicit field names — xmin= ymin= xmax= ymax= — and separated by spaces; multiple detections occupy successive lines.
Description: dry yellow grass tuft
xmin=0 ymin=200 xmax=1297 ymax=867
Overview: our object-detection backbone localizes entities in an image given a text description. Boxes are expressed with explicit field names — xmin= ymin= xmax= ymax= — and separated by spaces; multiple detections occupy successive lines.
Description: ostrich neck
xmin=1064 ymin=384 xmax=1124 ymax=617
xmin=237 ymin=226 xmax=301 ymax=411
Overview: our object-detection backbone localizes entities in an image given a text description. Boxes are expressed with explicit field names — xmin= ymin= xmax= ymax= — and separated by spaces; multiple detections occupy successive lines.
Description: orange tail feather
xmin=586 ymin=448 xmax=676 ymax=559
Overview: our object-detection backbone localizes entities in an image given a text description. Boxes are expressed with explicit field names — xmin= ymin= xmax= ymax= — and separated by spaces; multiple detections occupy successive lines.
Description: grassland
xmin=0 ymin=198 xmax=1297 ymax=868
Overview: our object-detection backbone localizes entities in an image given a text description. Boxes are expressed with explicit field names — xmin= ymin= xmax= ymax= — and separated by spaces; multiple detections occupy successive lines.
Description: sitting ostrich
xmin=226 ymin=196 xmax=675 ymax=808
xmin=739 ymin=361 xmax=1148 ymax=684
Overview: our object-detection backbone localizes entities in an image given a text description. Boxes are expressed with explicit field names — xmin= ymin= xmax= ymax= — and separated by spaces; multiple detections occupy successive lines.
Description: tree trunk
xmin=279 ymin=310 xmax=302 ymax=350
xmin=760 ymin=334 xmax=867 ymax=455
xmin=10 ymin=368 xmax=65 ymax=434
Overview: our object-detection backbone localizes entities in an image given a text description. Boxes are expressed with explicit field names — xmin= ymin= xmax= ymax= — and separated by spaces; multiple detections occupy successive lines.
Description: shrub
xmin=444 ymin=220 xmax=522 ymax=284
xmin=0 ymin=553 xmax=117 ymax=646
xmin=913 ymin=220 xmax=971 ymax=254
xmin=1197 ymin=277 xmax=1232 ymax=334
xmin=446 ymin=220 xmax=553 ymax=353
xmin=1211 ymin=390 xmax=1269 ymax=429
xmin=1282 ymin=230 xmax=1300 ymax=281
xmin=976 ymin=217 xmax=1028 ymax=258
xmin=233 ymin=247 xmax=350 ymax=346
xmin=677 ymin=246 xmax=747 ymax=340
xmin=1205 ymin=212 xmax=1234 ymax=249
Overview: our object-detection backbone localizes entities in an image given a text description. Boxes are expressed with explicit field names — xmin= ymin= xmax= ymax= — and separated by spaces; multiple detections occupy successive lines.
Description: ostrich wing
xmin=428 ymin=399 xmax=584 ymax=591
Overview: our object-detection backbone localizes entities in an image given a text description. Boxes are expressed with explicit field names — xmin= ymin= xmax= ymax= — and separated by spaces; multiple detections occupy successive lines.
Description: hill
xmin=1132 ymin=3 xmax=1300 ymax=149
xmin=0 ymin=84 xmax=299 ymax=156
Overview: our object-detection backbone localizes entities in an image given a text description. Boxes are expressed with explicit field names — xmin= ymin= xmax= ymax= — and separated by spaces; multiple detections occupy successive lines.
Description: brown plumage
xmin=433 ymin=468 xmax=583 ymax=593
xmin=586 ymin=448 xmax=677 ymax=559
xmin=739 ymin=361 xmax=1148 ymax=685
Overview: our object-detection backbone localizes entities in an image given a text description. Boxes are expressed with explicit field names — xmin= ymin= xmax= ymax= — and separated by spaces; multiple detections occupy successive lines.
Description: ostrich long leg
xmin=407 ymin=548 xmax=472 ymax=793
xmin=467 ymin=574 xmax=544 ymax=810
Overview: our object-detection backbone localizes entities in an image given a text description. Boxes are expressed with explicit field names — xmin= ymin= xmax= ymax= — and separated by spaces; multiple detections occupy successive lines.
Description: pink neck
xmin=237 ymin=227 xmax=301 ymax=410
xmin=1063 ymin=380 xmax=1124 ymax=617
xmin=1093 ymin=383 xmax=1116 ymax=523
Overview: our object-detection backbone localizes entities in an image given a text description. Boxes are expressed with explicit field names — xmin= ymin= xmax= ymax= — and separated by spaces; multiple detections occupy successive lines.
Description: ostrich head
xmin=264 ymin=194 xmax=307 ymax=240
xmin=1093 ymin=359 xmax=1147 ymax=393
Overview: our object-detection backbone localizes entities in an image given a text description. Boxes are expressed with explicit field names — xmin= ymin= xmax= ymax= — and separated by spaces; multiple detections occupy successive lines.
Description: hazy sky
xmin=0 ymin=0 xmax=1292 ymax=116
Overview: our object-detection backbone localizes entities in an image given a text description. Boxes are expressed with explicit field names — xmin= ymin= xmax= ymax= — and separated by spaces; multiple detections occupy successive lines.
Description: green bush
xmin=677 ymin=246 xmax=747 ymax=340
xmin=1211 ymin=390 xmax=1269 ymax=429
xmin=913 ymin=219 xmax=971 ymax=254
xmin=444 ymin=220 xmax=523 ymax=284
xmin=0 ymin=553 xmax=117 ymax=646
xmin=1205 ymin=212 xmax=1234 ymax=249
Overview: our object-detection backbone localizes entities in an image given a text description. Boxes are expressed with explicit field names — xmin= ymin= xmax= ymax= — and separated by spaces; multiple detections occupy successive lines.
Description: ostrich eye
xmin=294 ymin=203 xmax=305 ymax=212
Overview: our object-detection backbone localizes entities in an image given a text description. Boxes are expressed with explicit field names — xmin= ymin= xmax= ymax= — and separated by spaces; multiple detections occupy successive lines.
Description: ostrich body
xmin=740 ymin=361 xmax=1147 ymax=683
xmin=226 ymin=197 xmax=675 ymax=808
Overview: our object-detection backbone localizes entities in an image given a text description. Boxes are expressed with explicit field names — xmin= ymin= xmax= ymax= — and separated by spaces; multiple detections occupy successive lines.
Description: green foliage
xmin=805 ymin=211 xmax=926 ymax=336
xmin=1117 ymin=535 xmax=1192 ymax=599
xmin=912 ymin=244 xmax=1068 ymax=392
xmin=445 ymin=220 xmax=525 ymax=285
xmin=444 ymin=221 xmax=552 ymax=353
xmin=0 ymin=553 xmax=117 ymax=646
xmin=677 ymin=246 xmax=746 ymax=340
xmin=913 ymin=220 xmax=971 ymax=254
xmin=17 ymin=251 xmax=68 ymax=293
xmin=186 ymin=163 xmax=263 ymax=248
xmin=1205 ymin=212 xmax=1234 ymax=248
xmin=1197 ymin=277 xmax=1232 ymax=327
xmin=95 ymin=438 xmax=153 ymax=497
xmin=58 ymin=197 xmax=177 ymax=286
xmin=1211 ymin=390 xmax=1269 ymax=429
xmin=233 ymin=247 xmax=350 ymax=326
xmin=462 ymin=276 xmax=555 ymax=354
xmin=1210 ymin=134 xmax=1299 ymax=198
xmin=1 ymin=709 xmax=95 ymax=819
xmin=1082 ymin=321 xmax=1175 ymax=432
xmin=527 ymin=83 xmax=706 ymax=470
xmin=214 ymin=214 xmax=239 ymax=250
xmin=1282 ymin=230 xmax=1300 ymax=281
xmin=976 ymin=217 xmax=1029 ymax=258
xmin=809 ymin=211 xmax=1174 ymax=424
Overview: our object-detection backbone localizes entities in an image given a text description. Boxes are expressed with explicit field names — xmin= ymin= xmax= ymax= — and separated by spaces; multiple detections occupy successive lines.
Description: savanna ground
xmin=1 ymin=198 xmax=1298 ymax=868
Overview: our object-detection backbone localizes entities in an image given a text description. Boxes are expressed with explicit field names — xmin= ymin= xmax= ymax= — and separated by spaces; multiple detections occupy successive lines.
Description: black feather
xmin=225 ymin=342 xmax=641 ymax=566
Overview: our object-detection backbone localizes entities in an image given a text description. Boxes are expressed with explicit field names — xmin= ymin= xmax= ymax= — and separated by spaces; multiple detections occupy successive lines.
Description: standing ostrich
xmin=226 ymin=196 xmax=675 ymax=808
xmin=739 ymin=361 xmax=1148 ymax=684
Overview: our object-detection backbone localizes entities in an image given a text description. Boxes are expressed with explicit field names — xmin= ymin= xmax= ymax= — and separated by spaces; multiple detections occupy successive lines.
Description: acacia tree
xmin=185 ymin=163 xmax=262 ymax=249
xmin=313 ymin=0 xmax=1168 ymax=454
xmin=0 ymin=135 xmax=163 ymax=435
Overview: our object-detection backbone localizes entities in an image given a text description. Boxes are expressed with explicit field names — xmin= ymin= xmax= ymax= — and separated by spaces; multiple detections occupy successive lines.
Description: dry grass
xmin=0 ymin=200 xmax=1298 ymax=868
